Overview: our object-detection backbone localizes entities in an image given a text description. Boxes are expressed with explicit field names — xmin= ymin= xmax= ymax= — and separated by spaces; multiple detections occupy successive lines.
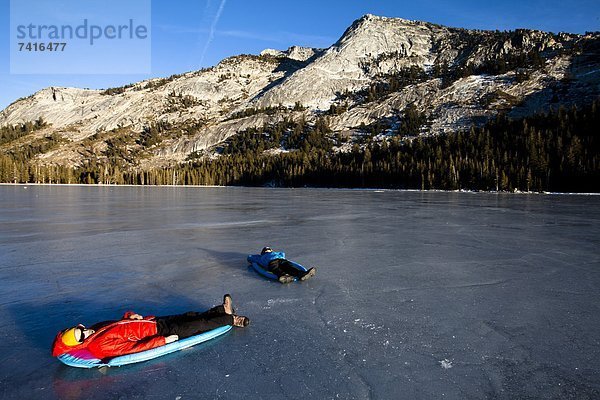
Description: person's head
xmin=60 ymin=324 xmax=95 ymax=347
xmin=261 ymin=247 xmax=273 ymax=255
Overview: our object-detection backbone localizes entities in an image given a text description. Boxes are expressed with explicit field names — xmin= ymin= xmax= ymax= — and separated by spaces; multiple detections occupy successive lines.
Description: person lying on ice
xmin=52 ymin=294 xmax=249 ymax=359
xmin=248 ymin=247 xmax=316 ymax=283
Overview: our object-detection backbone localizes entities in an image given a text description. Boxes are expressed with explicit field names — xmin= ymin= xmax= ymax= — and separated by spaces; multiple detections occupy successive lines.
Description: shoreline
xmin=1 ymin=182 xmax=598 ymax=196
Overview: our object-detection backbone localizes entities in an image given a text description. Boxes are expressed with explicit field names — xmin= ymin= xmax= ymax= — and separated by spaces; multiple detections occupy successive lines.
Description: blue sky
xmin=1 ymin=0 xmax=599 ymax=110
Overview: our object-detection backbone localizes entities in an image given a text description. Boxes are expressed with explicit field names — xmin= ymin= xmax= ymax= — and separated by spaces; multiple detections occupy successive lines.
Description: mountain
xmin=1 ymin=14 xmax=599 ymax=189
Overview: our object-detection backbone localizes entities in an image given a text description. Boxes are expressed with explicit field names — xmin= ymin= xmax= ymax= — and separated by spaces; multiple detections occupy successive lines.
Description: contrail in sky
xmin=199 ymin=0 xmax=226 ymax=65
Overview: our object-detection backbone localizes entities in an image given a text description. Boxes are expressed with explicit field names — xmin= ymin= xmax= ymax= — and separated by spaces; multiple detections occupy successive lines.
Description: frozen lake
xmin=0 ymin=185 xmax=598 ymax=399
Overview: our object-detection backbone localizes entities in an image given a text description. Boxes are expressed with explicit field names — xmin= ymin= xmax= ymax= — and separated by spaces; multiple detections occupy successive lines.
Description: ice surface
xmin=0 ymin=185 xmax=599 ymax=399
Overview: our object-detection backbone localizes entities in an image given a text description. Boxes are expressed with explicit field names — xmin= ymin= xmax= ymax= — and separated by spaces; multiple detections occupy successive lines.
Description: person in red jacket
xmin=52 ymin=294 xmax=249 ymax=360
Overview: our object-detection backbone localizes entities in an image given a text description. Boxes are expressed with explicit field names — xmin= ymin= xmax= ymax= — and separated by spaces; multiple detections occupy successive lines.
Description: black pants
xmin=155 ymin=306 xmax=233 ymax=339
xmin=268 ymin=259 xmax=305 ymax=278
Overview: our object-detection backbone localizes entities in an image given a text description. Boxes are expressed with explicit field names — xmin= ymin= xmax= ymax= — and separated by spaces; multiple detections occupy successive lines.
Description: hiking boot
xmin=300 ymin=267 xmax=316 ymax=281
xmin=223 ymin=294 xmax=234 ymax=315
xmin=233 ymin=315 xmax=250 ymax=327
xmin=278 ymin=274 xmax=294 ymax=284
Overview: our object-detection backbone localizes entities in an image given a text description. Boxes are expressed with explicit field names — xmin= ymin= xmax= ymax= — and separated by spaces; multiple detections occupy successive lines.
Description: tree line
xmin=1 ymin=100 xmax=597 ymax=192
xmin=0 ymin=118 xmax=47 ymax=145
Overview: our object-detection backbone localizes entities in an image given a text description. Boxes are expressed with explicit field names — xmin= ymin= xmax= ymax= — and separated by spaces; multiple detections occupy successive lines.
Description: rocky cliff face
xmin=1 ymin=14 xmax=599 ymax=169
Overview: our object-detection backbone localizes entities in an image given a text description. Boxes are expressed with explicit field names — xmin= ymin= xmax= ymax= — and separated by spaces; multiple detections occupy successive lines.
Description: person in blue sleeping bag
xmin=248 ymin=247 xmax=316 ymax=283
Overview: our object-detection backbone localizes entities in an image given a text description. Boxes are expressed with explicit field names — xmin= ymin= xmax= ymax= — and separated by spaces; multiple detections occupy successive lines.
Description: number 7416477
xmin=18 ymin=42 xmax=67 ymax=51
